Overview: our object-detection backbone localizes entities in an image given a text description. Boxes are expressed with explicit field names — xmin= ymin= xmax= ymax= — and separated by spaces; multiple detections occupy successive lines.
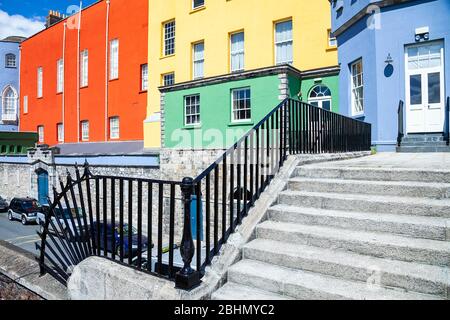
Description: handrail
xmin=397 ymin=100 xmax=404 ymax=147
xmin=445 ymin=97 xmax=449 ymax=146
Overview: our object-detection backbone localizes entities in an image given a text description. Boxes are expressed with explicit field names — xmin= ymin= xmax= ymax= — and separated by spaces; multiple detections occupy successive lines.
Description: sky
xmin=0 ymin=0 xmax=98 ymax=39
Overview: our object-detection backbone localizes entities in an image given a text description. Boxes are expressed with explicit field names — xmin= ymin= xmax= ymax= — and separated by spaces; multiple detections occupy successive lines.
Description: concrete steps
xmin=289 ymin=177 xmax=450 ymax=199
xmin=225 ymin=260 xmax=441 ymax=300
xmin=211 ymin=282 xmax=292 ymax=300
xmin=398 ymin=134 xmax=450 ymax=153
xmin=295 ymin=166 xmax=450 ymax=183
xmin=397 ymin=146 xmax=450 ymax=153
xmin=256 ymin=221 xmax=450 ymax=267
xmin=213 ymin=159 xmax=450 ymax=300
xmin=243 ymin=239 xmax=450 ymax=297
xmin=279 ymin=190 xmax=450 ymax=218
xmin=268 ymin=204 xmax=449 ymax=240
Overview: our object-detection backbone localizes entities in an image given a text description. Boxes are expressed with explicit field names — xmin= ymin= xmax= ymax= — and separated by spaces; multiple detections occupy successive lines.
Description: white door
xmin=405 ymin=42 xmax=445 ymax=133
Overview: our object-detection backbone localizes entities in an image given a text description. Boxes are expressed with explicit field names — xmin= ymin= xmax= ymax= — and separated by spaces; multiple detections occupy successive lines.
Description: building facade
xmin=19 ymin=0 xmax=148 ymax=147
xmin=145 ymin=0 xmax=340 ymax=149
xmin=0 ymin=37 xmax=22 ymax=132
xmin=330 ymin=0 xmax=450 ymax=151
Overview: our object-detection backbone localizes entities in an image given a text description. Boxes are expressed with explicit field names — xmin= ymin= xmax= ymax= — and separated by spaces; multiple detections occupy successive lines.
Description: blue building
xmin=0 ymin=36 xmax=23 ymax=132
xmin=330 ymin=0 xmax=450 ymax=151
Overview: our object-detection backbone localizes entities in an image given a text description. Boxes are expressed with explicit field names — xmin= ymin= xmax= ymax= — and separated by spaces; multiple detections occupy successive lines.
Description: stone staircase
xmin=397 ymin=134 xmax=450 ymax=153
xmin=212 ymin=163 xmax=450 ymax=300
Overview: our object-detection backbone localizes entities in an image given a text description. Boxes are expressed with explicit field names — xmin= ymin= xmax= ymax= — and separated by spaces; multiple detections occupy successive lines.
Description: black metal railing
xmin=37 ymin=163 xmax=184 ymax=285
xmin=37 ymin=98 xmax=371 ymax=289
xmin=445 ymin=97 xmax=449 ymax=146
xmin=397 ymin=100 xmax=404 ymax=147
xmin=175 ymin=98 xmax=371 ymax=289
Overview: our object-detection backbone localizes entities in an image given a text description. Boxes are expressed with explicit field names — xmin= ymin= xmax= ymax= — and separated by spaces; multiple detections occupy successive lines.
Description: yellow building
xmin=145 ymin=0 xmax=338 ymax=149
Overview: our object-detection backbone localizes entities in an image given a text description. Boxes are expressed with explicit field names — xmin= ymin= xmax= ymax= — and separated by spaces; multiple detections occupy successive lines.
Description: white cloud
xmin=0 ymin=9 xmax=45 ymax=40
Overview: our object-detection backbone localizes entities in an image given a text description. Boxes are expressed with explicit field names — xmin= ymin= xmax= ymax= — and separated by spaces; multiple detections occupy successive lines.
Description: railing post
xmin=175 ymin=177 xmax=201 ymax=290
xmin=445 ymin=97 xmax=449 ymax=146
xmin=397 ymin=100 xmax=404 ymax=147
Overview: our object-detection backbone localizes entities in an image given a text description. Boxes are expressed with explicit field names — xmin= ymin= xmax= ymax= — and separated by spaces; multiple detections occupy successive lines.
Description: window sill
xmin=228 ymin=121 xmax=253 ymax=127
xmin=56 ymin=91 xmax=63 ymax=95
xmin=80 ymin=85 xmax=89 ymax=89
xmin=139 ymin=90 xmax=148 ymax=94
xmin=109 ymin=78 xmax=119 ymax=83
xmin=182 ymin=125 xmax=202 ymax=130
xmin=326 ymin=46 xmax=337 ymax=52
xmin=160 ymin=54 xmax=175 ymax=60
xmin=190 ymin=6 xmax=206 ymax=14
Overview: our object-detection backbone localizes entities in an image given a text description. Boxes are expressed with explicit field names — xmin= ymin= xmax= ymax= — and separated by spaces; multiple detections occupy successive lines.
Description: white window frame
xmin=192 ymin=0 xmax=205 ymax=10
xmin=23 ymin=95 xmax=28 ymax=114
xmin=141 ymin=64 xmax=148 ymax=91
xmin=57 ymin=58 xmax=64 ymax=93
xmin=184 ymin=94 xmax=201 ymax=126
xmin=5 ymin=54 xmax=16 ymax=68
xmin=81 ymin=121 xmax=89 ymax=141
xmin=230 ymin=32 xmax=245 ymax=72
xmin=275 ymin=19 xmax=293 ymax=65
xmin=163 ymin=20 xmax=176 ymax=56
xmin=231 ymin=87 xmax=251 ymax=123
xmin=328 ymin=30 xmax=337 ymax=47
xmin=193 ymin=42 xmax=204 ymax=80
xmin=350 ymin=59 xmax=364 ymax=116
xmin=37 ymin=67 xmax=43 ymax=98
xmin=38 ymin=126 xmax=44 ymax=143
xmin=163 ymin=73 xmax=175 ymax=86
xmin=109 ymin=39 xmax=119 ymax=80
xmin=109 ymin=117 xmax=120 ymax=139
xmin=80 ymin=50 xmax=89 ymax=87
xmin=57 ymin=123 xmax=64 ymax=143
xmin=1 ymin=86 xmax=18 ymax=120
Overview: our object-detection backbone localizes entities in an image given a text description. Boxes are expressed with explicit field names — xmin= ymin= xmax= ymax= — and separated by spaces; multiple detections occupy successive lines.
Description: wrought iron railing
xmin=37 ymin=98 xmax=371 ymax=289
xmin=445 ymin=97 xmax=449 ymax=146
xmin=397 ymin=100 xmax=404 ymax=147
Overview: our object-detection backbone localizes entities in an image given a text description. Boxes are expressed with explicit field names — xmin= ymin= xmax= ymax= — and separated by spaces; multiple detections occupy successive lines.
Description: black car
xmin=8 ymin=197 xmax=43 ymax=225
xmin=92 ymin=221 xmax=150 ymax=258
xmin=0 ymin=196 xmax=8 ymax=212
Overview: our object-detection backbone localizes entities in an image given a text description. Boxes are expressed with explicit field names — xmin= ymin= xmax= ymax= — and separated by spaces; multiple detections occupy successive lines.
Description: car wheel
xmin=21 ymin=215 xmax=27 ymax=225
xmin=8 ymin=211 xmax=13 ymax=221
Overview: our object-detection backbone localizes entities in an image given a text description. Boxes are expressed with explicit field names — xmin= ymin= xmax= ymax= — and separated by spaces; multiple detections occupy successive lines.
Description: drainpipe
xmin=105 ymin=0 xmax=111 ymax=142
xmin=76 ymin=1 xmax=83 ymax=142
xmin=62 ymin=22 xmax=67 ymax=143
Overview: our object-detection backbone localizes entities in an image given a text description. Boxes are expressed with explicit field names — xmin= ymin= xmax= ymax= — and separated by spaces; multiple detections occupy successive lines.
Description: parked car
xmin=36 ymin=207 xmax=85 ymax=236
xmin=0 ymin=196 xmax=8 ymax=212
xmin=92 ymin=221 xmax=149 ymax=258
xmin=8 ymin=198 xmax=42 ymax=225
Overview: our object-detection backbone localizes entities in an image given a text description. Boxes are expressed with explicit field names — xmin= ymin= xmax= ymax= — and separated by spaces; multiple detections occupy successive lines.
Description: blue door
xmin=37 ymin=170 xmax=49 ymax=205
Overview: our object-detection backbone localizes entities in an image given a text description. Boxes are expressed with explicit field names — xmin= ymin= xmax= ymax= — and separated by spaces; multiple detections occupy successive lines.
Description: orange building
xmin=20 ymin=0 xmax=148 ymax=146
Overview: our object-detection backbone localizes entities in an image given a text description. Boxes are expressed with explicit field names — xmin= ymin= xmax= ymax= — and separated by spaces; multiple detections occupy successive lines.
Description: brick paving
xmin=0 ymin=273 xmax=42 ymax=300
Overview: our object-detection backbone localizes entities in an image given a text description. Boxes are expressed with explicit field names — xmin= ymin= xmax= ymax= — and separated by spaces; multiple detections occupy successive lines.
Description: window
xmin=57 ymin=123 xmax=64 ymax=143
xmin=80 ymin=50 xmax=88 ymax=87
xmin=184 ymin=94 xmax=200 ymax=125
xmin=37 ymin=67 xmax=43 ymax=98
xmin=163 ymin=73 xmax=175 ymax=86
xmin=230 ymin=32 xmax=244 ymax=72
xmin=193 ymin=42 xmax=204 ymax=79
xmin=141 ymin=64 xmax=148 ymax=91
xmin=275 ymin=20 xmax=293 ymax=65
xmin=5 ymin=54 xmax=16 ymax=68
xmin=109 ymin=117 xmax=120 ymax=139
xmin=231 ymin=88 xmax=251 ymax=122
xmin=351 ymin=59 xmax=364 ymax=115
xmin=38 ymin=126 xmax=44 ymax=143
xmin=308 ymin=85 xmax=332 ymax=111
xmin=110 ymin=39 xmax=119 ymax=80
xmin=193 ymin=0 xmax=205 ymax=9
xmin=23 ymin=95 xmax=28 ymax=114
xmin=2 ymin=86 xmax=17 ymax=119
xmin=81 ymin=121 xmax=89 ymax=141
xmin=328 ymin=29 xmax=337 ymax=47
xmin=57 ymin=58 xmax=64 ymax=93
xmin=163 ymin=20 xmax=175 ymax=56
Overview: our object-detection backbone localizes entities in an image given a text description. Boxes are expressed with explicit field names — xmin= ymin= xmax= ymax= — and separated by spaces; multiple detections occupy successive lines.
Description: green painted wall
xmin=164 ymin=74 xmax=282 ymax=149
xmin=298 ymin=75 xmax=339 ymax=113
xmin=0 ymin=132 xmax=37 ymax=155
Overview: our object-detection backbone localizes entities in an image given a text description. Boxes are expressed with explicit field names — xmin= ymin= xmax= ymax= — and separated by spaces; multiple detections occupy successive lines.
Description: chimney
xmin=46 ymin=10 xmax=65 ymax=28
